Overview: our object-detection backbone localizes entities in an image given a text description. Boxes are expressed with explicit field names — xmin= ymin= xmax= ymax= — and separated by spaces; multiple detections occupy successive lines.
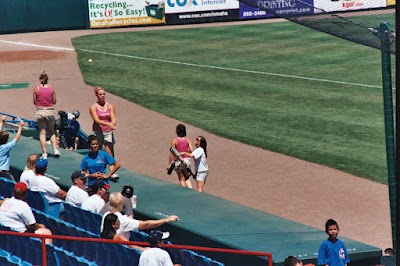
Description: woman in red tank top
xmin=167 ymin=124 xmax=193 ymax=188
xmin=33 ymin=71 xmax=60 ymax=159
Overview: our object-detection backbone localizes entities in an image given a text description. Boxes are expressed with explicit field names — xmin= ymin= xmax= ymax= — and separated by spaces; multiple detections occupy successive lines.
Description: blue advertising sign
xmin=239 ymin=0 xmax=314 ymax=19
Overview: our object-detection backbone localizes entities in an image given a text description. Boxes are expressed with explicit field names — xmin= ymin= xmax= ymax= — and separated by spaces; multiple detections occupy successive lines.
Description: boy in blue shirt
xmin=317 ymin=219 xmax=350 ymax=266
xmin=0 ymin=116 xmax=24 ymax=181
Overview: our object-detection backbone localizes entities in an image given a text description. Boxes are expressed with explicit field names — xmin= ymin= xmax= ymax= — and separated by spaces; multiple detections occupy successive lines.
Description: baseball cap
xmin=36 ymin=158 xmax=48 ymax=170
xmin=148 ymin=230 xmax=170 ymax=244
xmin=121 ymin=185 xmax=134 ymax=198
xmin=72 ymin=110 xmax=80 ymax=119
xmin=71 ymin=170 xmax=87 ymax=181
xmin=90 ymin=179 xmax=111 ymax=191
xmin=14 ymin=182 xmax=28 ymax=192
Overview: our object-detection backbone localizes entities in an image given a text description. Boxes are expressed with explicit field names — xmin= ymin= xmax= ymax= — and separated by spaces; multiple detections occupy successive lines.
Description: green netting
xmin=239 ymin=0 xmax=396 ymax=53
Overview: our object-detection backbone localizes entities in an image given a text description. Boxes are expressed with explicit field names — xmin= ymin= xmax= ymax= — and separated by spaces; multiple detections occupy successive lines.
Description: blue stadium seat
xmin=0 ymin=177 xmax=15 ymax=198
xmin=1 ymin=221 xmax=97 ymax=266
xmin=33 ymin=209 xmax=143 ymax=266
xmin=63 ymin=202 xmax=102 ymax=235
xmin=26 ymin=190 xmax=61 ymax=218
xmin=129 ymin=230 xmax=149 ymax=242
xmin=0 ymin=249 xmax=32 ymax=266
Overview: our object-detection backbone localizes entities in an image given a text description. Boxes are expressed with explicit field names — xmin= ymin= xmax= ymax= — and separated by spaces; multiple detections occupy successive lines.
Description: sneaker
xmin=46 ymin=140 xmax=51 ymax=145
xmin=54 ymin=149 xmax=61 ymax=158
xmin=41 ymin=153 xmax=48 ymax=159
xmin=110 ymin=173 xmax=119 ymax=182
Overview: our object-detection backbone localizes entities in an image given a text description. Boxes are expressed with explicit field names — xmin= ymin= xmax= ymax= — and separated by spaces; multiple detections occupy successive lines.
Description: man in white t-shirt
xmin=28 ymin=158 xmax=67 ymax=203
xmin=81 ymin=179 xmax=109 ymax=213
xmin=139 ymin=230 xmax=181 ymax=266
xmin=65 ymin=170 xmax=89 ymax=207
xmin=0 ymin=182 xmax=53 ymax=244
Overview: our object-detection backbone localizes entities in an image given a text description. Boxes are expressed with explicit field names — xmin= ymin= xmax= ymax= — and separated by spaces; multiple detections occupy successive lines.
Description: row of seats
xmin=33 ymin=209 xmax=141 ymax=265
xmin=63 ymin=201 xmax=224 ymax=266
xmin=0 ymin=177 xmax=61 ymax=217
xmin=0 ymin=223 xmax=96 ymax=266
xmin=0 ymin=249 xmax=32 ymax=266
xmin=0 ymin=177 xmax=224 ymax=265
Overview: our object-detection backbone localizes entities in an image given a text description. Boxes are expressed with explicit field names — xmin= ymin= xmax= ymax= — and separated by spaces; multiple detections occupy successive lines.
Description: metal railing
xmin=0 ymin=230 xmax=273 ymax=266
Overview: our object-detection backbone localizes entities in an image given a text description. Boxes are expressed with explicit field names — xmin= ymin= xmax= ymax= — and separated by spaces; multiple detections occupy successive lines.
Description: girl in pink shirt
xmin=33 ymin=71 xmax=60 ymax=159
xmin=167 ymin=124 xmax=193 ymax=188
xmin=90 ymin=87 xmax=117 ymax=156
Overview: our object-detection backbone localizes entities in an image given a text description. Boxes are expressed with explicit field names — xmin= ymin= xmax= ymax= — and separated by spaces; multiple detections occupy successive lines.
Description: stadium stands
xmin=0 ymin=177 xmax=61 ymax=218
xmin=63 ymin=202 xmax=102 ymax=235
xmin=0 ymin=249 xmax=32 ymax=266
xmin=0 ymin=223 xmax=96 ymax=266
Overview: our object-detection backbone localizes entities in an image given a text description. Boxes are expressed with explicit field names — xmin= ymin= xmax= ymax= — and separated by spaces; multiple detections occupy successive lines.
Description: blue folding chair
xmin=26 ymin=190 xmax=61 ymax=218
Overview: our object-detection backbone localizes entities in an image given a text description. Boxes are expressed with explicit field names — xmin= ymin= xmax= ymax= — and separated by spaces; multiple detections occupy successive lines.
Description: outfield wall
xmin=0 ymin=0 xmax=89 ymax=33
xmin=0 ymin=0 xmax=392 ymax=33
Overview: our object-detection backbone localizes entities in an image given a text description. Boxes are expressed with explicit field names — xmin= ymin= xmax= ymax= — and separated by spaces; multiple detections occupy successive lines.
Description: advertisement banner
xmin=313 ymin=0 xmax=386 ymax=12
xmin=166 ymin=0 xmax=239 ymax=13
xmin=387 ymin=0 xmax=395 ymax=5
xmin=88 ymin=0 xmax=166 ymax=28
xmin=239 ymin=0 xmax=314 ymax=19
xmin=165 ymin=0 xmax=239 ymax=24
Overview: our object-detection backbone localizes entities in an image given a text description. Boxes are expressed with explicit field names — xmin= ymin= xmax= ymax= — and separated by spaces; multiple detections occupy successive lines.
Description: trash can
xmin=145 ymin=5 xmax=165 ymax=20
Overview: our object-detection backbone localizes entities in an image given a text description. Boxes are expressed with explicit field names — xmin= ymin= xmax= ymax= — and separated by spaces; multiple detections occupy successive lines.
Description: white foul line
xmin=0 ymin=39 xmax=380 ymax=88
xmin=0 ymin=40 xmax=74 ymax=51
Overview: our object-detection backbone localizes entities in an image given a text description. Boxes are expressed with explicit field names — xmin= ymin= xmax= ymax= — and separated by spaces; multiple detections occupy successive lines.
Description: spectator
xmin=28 ymin=158 xmax=67 ymax=203
xmin=0 ymin=182 xmax=53 ymax=244
xmin=101 ymin=213 xmax=147 ymax=252
xmin=138 ymin=230 xmax=181 ymax=266
xmin=285 ymin=255 xmax=315 ymax=266
xmin=81 ymin=135 xmax=121 ymax=185
xmin=0 ymin=116 xmax=24 ymax=181
xmin=81 ymin=179 xmax=110 ymax=213
xmin=58 ymin=110 xmax=81 ymax=150
xmin=33 ymin=71 xmax=60 ymax=159
xmin=285 ymin=256 xmax=302 ymax=266
xmin=317 ymin=219 xmax=350 ymax=266
xmin=167 ymin=124 xmax=193 ymax=188
xmin=90 ymin=86 xmax=116 ymax=157
xmin=384 ymin=248 xmax=395 ymax=256
xmin=19 ymin=154 xmax=40 ymax=185
xmin=100 ymin=184 xmax=134 ymax=218
xmin=181 ymin=136 xmax=208 ymax=192
xmin=65 ymin=170 xmax=89 ymax=207
xmin=101 ymin=192 xmax=179 ymax=239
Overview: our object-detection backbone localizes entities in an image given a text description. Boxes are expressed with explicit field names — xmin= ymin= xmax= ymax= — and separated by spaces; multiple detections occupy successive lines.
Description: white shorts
xmin=196 ymin=171 xmax=208 ymax=182
xmin=94 ymin=131 xmax=115 ymax=145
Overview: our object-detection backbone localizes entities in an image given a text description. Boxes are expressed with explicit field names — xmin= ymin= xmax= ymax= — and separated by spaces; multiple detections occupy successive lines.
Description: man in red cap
xmin=0 ymin=182 xmax=53 ymax=244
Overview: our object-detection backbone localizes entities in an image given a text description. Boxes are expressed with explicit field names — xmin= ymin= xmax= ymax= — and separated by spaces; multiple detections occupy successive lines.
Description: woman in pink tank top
xmin=167 ymin=124 xmax=193 ymax=188
xmin=90 ymin=86 xmax=117 ymax=157
xmin=33 ymin=71 xmax=60 ymax=159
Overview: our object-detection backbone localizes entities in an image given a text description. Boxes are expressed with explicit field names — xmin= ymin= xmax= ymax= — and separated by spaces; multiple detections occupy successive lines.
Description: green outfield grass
xmin=72 ymin=21 xmax=394 ymax=184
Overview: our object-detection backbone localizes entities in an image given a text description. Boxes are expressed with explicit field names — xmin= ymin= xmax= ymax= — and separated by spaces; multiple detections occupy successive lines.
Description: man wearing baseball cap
xmin=0 ymin=182 xmax=53 ymax=244
xmin=81 ymin=179 xmax=110 ymax=213
xmin=65 ymin=170 xmax=89 ymax=207
xmin=28 ymin=158 xmax=67 ymax=203
xmin=139 ymin=230 xmax=181 ymax=266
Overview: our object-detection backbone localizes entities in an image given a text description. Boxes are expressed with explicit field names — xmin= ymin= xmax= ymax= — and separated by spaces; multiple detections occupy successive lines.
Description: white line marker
xmin=0 ymin=40 xmax=74 ymax=51
xmin=0 ymin=39 xmax=380 ymax=88
xmin=79 ymin=48 xmax=381 ymax=88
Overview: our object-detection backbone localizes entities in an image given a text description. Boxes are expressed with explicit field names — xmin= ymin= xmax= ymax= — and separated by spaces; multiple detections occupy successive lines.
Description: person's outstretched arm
xmin=137 ymin=215 xmax=179 ymax=230
xmin=14 ymin=121 xmax=25 ymax=143
xmin=0 ymin=116 xmax=6 ymax=130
